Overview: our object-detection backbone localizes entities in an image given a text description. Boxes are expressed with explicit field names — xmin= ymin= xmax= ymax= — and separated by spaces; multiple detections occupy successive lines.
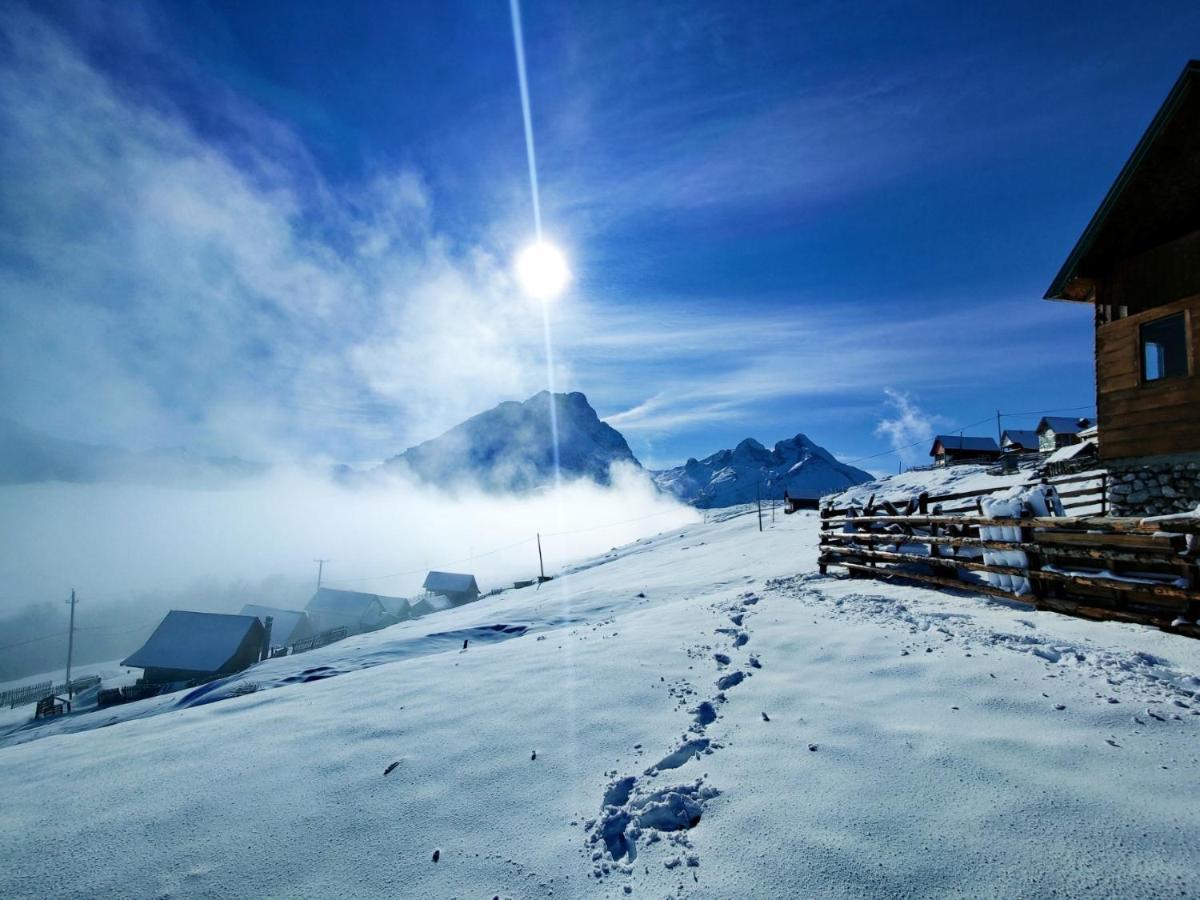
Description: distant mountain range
xmin=379 ymin=391 xmax=640 ymax=492
xmin=651 ymin=434 xmax=872 ymax=509
xmin=0 ymin=396 xmax=871 ymax=507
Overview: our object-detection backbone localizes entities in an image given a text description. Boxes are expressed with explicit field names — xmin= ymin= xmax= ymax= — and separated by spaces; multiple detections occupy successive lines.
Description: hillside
xmin=382 ymin=391 xmax=640 ymax=492
xmin=653 ymin=433 xmax=872 ymax=508
xmin=2 ymin=508 xmax=1198 ymax=898
xmin=0 ymin=418 xmax=264 ymax=486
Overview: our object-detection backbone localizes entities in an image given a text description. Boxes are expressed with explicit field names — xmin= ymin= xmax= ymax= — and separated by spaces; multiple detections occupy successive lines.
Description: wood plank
xmin=1033 ymin=530 xmax=1186 ymax=550
xmin=821 ymin=531 xmax=1187 ymax=565
xmin=830 ymin=562 xmax=1037 ymax=604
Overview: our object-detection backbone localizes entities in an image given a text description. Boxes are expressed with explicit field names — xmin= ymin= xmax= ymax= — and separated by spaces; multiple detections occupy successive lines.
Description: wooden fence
xmin=818 ymin=507 xmax=1200 ymax=637
xmin=288 ymin=626 xmax=348 ymax=655
xmin=1 ymin=681 xmax=51 ymax=709
xmin=1 ymin=675 xmax=103 ymax=709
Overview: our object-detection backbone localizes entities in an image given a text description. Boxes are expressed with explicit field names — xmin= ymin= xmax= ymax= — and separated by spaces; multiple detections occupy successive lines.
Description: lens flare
xmin=515 ymin=240 xmax=570 ymax=301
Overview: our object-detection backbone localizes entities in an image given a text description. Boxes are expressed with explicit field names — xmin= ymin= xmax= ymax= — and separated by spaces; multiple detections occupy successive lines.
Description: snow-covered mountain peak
xmin=381 ymin=391 xmax=640 ymax=492
xmin=653 ymin=431 xmax=871 ymax=508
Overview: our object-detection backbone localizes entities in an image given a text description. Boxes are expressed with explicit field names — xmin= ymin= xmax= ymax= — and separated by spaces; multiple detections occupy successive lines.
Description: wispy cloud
xmin=873 ymin=388 xmax=949 ymax=466
xmin=0 ymin=7 xmax=556 ymax=463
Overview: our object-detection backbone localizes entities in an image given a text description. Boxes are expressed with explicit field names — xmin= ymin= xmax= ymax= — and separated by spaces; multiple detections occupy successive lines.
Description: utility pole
xmin=313 ymin=559 xmax=329 ymax=590
xmin=996 ymin=409 xmax=1002 ymax=445
xmin=756 ymin=482 xmax=763 ymax=533
xmin=65 ymin=589 xmax=78 ymax=698
xmin=536 ymin=532 xmax=545 ymax=580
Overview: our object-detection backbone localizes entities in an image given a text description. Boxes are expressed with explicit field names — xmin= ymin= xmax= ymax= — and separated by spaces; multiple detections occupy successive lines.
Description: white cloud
xmin=873 ymin=388 xmax=948 ymax=466
xmin=0 ymin=7 xmax=555 ymax=463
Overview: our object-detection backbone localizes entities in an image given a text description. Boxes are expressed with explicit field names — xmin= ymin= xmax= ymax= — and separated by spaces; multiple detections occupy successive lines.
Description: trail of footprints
xmin=584 ymin=590 xmax=763 ymax=883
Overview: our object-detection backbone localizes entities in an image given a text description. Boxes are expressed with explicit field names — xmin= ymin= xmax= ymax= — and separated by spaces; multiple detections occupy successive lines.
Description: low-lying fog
xmin=0 ymin=464 xmax=696 ymax=681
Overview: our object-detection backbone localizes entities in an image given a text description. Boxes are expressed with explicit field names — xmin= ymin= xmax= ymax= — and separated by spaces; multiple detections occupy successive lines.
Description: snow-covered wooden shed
xmin=122 ymin=610 xmax=266 ymax=685
xmin=1036 ymin=417 xmax=1089 ymax=453
xmin=409 ymin=593 xmax=456 ymax=619
xmin=239 ymin=604 xmax=313 ymax=649
xmin=422 ymin=571 xmax=480 ymax=606
xmin=305 ymin=587 xmax=396 ymax=635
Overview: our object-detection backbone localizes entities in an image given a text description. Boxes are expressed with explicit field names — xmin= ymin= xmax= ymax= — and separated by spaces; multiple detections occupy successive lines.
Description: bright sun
xmin=515 ymin=240 xmax=571 ymax=301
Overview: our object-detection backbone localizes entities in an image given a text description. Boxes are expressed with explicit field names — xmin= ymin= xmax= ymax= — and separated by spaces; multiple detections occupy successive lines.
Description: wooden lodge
xmin=122 ymin=611 xmax=266 ymax=685
xmin=1047 ymin=59 xmax=1200 ymax=465
xmin=422 ymin=571 xmax=480 ymax=606
xmin=929 ymin=435 xmax=1002 ymax=467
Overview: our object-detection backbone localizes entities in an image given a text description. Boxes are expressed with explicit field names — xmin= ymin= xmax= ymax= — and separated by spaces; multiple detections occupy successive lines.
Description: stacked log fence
xmin=818 ymin=477 xmax=1199 ymax=637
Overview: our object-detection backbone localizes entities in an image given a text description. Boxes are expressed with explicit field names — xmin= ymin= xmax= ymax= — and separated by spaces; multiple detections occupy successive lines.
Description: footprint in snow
xmin=713 ymin=653 xmax=731 ymax=666
xmin=645 ymin=738 xmax=712 ymax=775
xmin=716 ymin=671 xmax=744 ymax=691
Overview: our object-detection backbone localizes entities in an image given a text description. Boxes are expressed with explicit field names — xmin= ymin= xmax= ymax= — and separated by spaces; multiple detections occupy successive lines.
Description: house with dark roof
xmin=239 ymin=604 xmax=313 ymax=649
xmin=422 ymin=571 xmax=480 ymax=606
xmin=122 ymin=610 xmax=266 ymax=685
xmin=1000 ymin=430 xmax=1040 ymax=452
xmin=1036 ymin=417 xmax=1091 ymax=453
xmin=929 ymin=435 xmax=1002 ymax=467
xmin=1045 ymin=60 xmax=1200 ymax=515
xmin=305 ymin=587 xmax=397 ymax=635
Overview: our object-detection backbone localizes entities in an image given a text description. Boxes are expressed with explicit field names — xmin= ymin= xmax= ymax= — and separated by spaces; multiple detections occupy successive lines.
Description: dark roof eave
xmin=1044 ymin=59 xmax=1200 ymax=301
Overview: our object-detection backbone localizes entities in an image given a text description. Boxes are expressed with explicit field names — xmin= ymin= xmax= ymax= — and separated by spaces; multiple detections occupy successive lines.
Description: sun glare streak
xmin=509 ymin=0 xmax=580 ymax=788
xmin=509 ymin=0 xmax=542 ymax=242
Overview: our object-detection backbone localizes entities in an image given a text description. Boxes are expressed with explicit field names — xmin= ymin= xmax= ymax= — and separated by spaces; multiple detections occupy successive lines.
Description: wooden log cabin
xmin=1046 ymin=60 xmax=1200 ymax=516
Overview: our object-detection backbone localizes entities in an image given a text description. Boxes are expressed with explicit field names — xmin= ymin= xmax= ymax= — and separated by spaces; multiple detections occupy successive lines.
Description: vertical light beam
xmin=509 ymin=0 xmax=561 ymax=488
xmin=509 ymin=0 xmax=542 ymax=242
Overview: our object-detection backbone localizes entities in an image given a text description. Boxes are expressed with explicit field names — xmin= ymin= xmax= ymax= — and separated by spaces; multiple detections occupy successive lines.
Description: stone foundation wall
xmin=1106 ymin=453 xmax=1200 ymax=517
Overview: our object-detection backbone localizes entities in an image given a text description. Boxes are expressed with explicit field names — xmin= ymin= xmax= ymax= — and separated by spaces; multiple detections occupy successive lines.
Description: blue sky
xmin=2 ymin=1 xmax=1198 ymax=472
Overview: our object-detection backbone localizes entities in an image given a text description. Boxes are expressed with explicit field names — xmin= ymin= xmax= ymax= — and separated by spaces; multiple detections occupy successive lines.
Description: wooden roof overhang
xmin=1046 ymin=60 xmax=1200 ymax=303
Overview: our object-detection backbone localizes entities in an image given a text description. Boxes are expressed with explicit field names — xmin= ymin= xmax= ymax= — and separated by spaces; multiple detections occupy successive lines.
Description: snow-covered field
xmin=2 ymin=507 xmax=1198 ymax=898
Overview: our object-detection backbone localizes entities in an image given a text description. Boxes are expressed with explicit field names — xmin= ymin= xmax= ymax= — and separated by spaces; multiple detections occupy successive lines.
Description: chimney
xmin=260 ymin=615 xmax=274 ymax=661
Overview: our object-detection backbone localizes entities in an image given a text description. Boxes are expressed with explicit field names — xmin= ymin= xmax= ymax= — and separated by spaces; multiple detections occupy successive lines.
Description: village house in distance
xmin=122 ymin=611 xmax=267 ymax=685
xmin=1046 ymin=59 xmax=1200 ymax=516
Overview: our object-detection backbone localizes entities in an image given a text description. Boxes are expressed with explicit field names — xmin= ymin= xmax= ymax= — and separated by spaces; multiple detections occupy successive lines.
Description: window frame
xmin=1139 ymin=311 xmax=1191 ymax=384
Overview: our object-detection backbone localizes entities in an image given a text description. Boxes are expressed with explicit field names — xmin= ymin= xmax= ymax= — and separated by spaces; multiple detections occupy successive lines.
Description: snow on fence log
xmin=818 ymin=499 xmax=1200 ymax=637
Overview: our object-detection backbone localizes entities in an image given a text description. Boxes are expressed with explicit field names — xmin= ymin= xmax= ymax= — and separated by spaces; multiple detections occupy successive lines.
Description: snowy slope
xmin=653 ymin=433 xmax=872 ymax=508
xmin=2 ymin=509 xmax=1199 ymax=898
xmin=380 ymin=391 xmax=640 ymax=492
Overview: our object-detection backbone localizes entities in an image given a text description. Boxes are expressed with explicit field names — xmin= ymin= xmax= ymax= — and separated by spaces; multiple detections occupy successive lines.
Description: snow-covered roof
xmin=1000 ymin=430 xmax=1039 ymax=449
xmin=1037 ymin=416 xmax=1089 ymax=435
xmin=413 ymin=593 xmax=456 ymax=614
xmin=378 ymin=596 xmax=413 ymax=617
xmin=931 ymin=435 xmax=1000 ymax=454
xmin=239 ymin=604 xmax=309 ymax=645
xmin=306 ymin=587 xmax=388 ymax=619
xmin=122 ymin=611 xmax=262 ymax=673
xmin=423 ymin=571 xmax=479 ymax=595
xmin=1043 ymin=439 xmax=1097 ymax=465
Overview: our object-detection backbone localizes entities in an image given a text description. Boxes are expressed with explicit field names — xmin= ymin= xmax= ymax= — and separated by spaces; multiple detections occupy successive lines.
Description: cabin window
xmin=1140 ymin=312 xmax=1188 ymax=382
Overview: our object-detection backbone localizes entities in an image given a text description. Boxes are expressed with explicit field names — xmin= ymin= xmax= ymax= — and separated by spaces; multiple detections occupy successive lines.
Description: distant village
xmin=12 ymin=570 xmax=500 ymax=719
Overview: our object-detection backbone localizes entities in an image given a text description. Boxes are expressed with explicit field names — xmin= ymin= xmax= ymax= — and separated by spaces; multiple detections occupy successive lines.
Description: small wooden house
xmin=1046 ymin=60 xmax=1200 ymax=464
xmin=929 ymin=435 xmax=1002 ymax=467
xmin=122 ymin=611 xmax=266 ymax=685
xmin=1000 ymin=430 xmax=1039 ymax=452
xmin=409 ymin=593 xmax=456 ymax=619
xmin=305 ymin=587 xmax=396 ymax=635
xmin=239 ymin=604 xmax=313 ymax=649
xmin=422 ymin=571 xmax=481 ymax=606
xmin=1035 ymin=417 xmax=1090 ymax=453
